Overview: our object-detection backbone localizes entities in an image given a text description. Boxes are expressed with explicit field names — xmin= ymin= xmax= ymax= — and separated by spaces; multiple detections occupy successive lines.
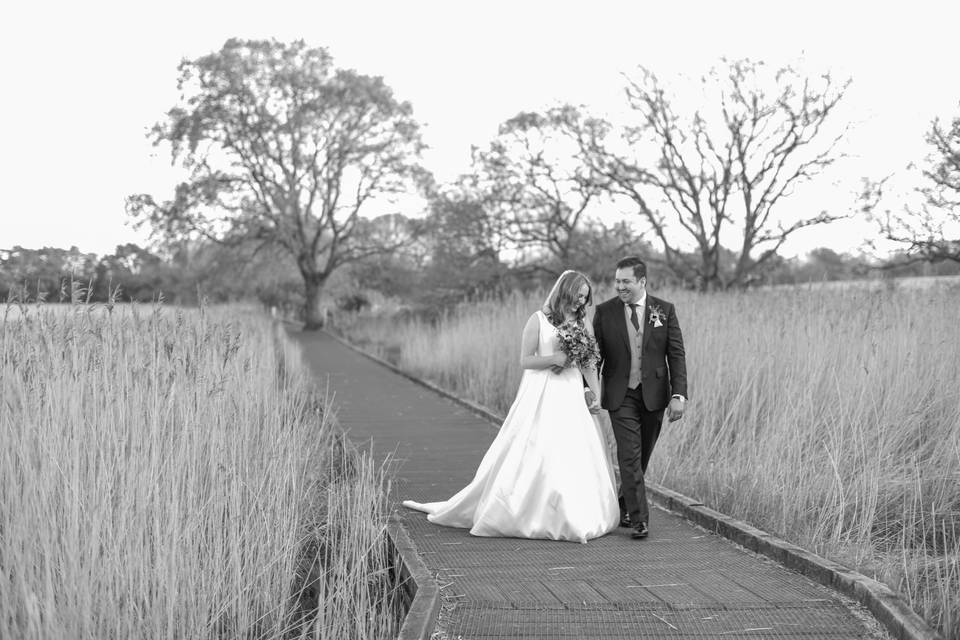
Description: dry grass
xmin=0 ymin=300 xmax=401 ymax=639
xmin=336 ymin=284 xmax=960 ymax=639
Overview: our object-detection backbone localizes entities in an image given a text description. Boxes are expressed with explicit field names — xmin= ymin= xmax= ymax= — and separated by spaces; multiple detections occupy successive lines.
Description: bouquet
xmin=556 ymin=320 xmax=600 ymax=369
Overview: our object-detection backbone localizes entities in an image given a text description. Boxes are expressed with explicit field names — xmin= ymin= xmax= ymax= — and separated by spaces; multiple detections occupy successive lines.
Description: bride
xmin=402 ymin=270 xmax=619 ymax=543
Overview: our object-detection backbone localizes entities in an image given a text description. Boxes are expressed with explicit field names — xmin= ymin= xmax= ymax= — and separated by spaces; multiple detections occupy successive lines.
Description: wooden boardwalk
xmin=292 ymin=329 xmax=889 ymax=639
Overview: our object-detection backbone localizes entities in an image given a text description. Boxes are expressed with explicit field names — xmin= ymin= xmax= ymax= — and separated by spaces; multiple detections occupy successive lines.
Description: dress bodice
xmin=536 ymin=310 xmax=560 ymax=357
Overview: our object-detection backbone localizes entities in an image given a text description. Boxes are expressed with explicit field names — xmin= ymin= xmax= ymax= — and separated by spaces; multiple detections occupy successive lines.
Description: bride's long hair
xmin=542 ymin=270 xmax=593 ymax=326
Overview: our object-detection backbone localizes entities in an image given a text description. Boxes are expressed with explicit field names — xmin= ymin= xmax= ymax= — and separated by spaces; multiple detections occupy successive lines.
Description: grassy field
xmin=336 ymin=283 xmax=960 ymax=639
xmin=0 ymin=301 xmax=401 ymax=639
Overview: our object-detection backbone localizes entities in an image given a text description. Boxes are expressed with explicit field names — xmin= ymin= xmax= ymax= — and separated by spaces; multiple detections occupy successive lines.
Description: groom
xmin=593 ymin=256 xmax=688 ymax=539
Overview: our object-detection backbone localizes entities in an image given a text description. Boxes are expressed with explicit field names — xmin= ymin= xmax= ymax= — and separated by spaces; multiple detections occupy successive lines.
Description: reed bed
xmin=337 ymin=284 xmax=960 ymax=639
xmin=0 ymin=301 xmax=401 ymax=639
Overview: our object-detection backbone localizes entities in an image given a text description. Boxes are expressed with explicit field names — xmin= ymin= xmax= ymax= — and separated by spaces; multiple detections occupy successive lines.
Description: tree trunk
xmin=699 ymin=253 xmax=721 ymax=292
xmin=302 ymin=276 xmax=326 ymax=331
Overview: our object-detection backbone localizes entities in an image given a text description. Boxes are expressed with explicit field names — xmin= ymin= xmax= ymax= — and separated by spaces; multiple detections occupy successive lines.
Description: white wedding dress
xmin=403 ymin=311 xmax=619 ymax=543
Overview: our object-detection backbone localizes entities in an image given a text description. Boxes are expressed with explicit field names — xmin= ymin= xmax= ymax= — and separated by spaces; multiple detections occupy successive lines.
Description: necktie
xmin=630 ymin=303 xmax=640 ymax=333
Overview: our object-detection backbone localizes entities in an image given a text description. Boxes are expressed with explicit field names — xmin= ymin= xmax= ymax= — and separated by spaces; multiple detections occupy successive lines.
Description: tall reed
xmin=336 ymin=284 xmax=960 ymax=639
xmin=0 ymin=301 xmax=400 ymax=639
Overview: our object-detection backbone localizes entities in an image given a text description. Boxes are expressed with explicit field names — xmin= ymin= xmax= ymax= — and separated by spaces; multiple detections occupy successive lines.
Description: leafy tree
xmin=863 ymin=107 xmax=960 ymax=264
xmin=795 ymin=247 xmax=871 ymax=282
xmin=419 ymin=188 xmax=510 ymax=301
xmin=576 ymin=59 xmax=851 ymax=291
xmin=537 ymin=219 xmax=651 ymax=285
xmin=472 ymin=107 xmax=605 ymax=274
xmin=91 ymin=243 xmax=168 ymax=301
xmin=0 ymin=246 xmax=98 ymax=301
xmin=345 ymin=213 xmax=427 ymax=299
xmin=417 ymin=181 xmax=650 ymax=300
xmin=127 ymin=38 xmax=428 ymax=329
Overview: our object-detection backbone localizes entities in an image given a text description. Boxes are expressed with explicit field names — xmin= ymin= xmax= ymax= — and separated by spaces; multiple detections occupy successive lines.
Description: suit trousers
xmin=609 ymin=386 xmax=663 ymax=525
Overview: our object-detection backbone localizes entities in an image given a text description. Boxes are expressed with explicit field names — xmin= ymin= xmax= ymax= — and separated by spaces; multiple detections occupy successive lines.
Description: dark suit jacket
xmin=593 ymin=295 xmax=688 ymax=412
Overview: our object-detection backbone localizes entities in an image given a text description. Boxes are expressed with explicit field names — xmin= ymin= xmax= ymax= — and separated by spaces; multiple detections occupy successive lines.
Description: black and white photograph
xmin=1 ymin=1 xmax=957 ymax=638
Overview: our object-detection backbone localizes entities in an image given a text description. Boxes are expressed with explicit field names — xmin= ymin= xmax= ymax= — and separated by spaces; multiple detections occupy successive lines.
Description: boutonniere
xmin=648 ymin=305 xmax=666 ymax=328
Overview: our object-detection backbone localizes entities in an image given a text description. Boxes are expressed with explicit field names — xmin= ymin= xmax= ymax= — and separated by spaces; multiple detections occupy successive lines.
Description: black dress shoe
xmin=630 ymin=522 xmax=649 ymax=539
xmin=619 ymin=515 xmax=632 ymax=528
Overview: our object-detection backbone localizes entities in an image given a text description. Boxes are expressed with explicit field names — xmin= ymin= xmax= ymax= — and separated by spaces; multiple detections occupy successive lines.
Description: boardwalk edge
xmin=313 ymin=330 xmax=443 ymax=639
xmin=324 ymin=328 xmax=945 ymax=640
xmin=387 ymin=516 xmax=441 ymax=640
xmin=647 ymin=484 xmax=945 ymax=640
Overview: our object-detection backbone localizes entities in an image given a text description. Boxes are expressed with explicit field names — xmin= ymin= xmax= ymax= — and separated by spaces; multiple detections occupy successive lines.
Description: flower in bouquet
xmin=556 ymin=320 xmax=600 ymax=369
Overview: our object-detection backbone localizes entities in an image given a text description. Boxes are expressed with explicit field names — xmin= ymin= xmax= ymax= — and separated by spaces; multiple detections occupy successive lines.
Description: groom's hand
xmin=666 ymin=397 xmax=685 ymax=422
xmin=584 ymin=389 xmax=601 ymax=414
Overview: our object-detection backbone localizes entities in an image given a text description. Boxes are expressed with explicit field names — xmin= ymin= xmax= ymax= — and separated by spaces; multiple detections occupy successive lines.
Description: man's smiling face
xmin=614 ymin=267 xmax=645 ymax=304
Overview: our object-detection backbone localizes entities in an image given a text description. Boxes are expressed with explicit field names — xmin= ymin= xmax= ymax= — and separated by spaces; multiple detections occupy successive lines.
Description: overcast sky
xmin=1 ymin=0 xmax=958 ymax=258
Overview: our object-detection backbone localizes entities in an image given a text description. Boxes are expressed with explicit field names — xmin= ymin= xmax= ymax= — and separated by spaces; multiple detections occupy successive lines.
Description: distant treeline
xmin=3 ymin=242 xmax=959 ymax=313
xmin=0 ymin=243 xmax=299 ymax=309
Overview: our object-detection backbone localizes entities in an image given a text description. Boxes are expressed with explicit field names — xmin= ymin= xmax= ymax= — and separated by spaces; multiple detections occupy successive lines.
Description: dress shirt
xmin=623 ymin=293 xmax=646 ymax=389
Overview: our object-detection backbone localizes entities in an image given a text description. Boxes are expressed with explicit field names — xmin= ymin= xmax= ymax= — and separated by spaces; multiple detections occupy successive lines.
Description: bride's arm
xmin=579 ymin=320 xmax=601 ymax=401
xmin=580 ymin=364 xmax=600 ymax=399
xmin=519 ymin=313 xmax=566 ymax=371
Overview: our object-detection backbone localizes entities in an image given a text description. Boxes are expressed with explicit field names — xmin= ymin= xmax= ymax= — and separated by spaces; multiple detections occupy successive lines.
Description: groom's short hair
xmin=616 ymin=256 xmax=647 ymax=280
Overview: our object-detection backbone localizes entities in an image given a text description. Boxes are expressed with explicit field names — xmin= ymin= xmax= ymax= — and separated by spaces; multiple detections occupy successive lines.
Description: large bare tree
xmin=863 ymin=108 xmax=960 ymax=264
xmin=127 ymin=39 xmax=427 ymax=328
xmin=576 ymin=59 xmax=851 ymax=290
